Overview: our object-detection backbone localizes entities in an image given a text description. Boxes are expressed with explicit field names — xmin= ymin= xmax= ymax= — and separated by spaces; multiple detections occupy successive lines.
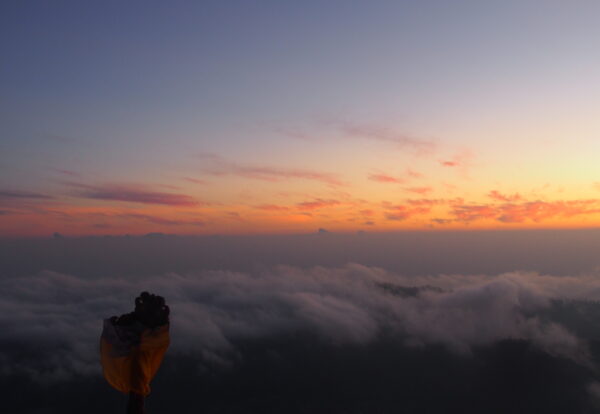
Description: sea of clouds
xmin=2 ymin=263 xmax=598 ymax=384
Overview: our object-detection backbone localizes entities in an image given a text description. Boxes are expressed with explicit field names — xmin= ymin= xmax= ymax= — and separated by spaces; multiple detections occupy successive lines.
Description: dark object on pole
xmin=100 ymin=292 xmax=170 ymax=413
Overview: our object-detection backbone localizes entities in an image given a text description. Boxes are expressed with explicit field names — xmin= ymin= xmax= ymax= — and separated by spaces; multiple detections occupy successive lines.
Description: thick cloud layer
xmin=2 ymin=264 xmax=599 ymax=383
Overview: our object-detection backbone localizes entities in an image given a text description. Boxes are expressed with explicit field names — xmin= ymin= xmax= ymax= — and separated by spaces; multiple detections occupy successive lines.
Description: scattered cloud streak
xmin=66 ymin=182 xmax=199 ymax=207
xmin=183 ymin=177 xmax=207 ymax=185
xmin=451 ymin=204 xmax=498 ymax=222
xmin=450 ymin=199 xmax=600 ymax=223
xmin=277 ymin=121 xmax=435 ymax=156
xmin=403 ymin=186 xmax=433 ymax=195
xmin=118 ymin=213 xmax=204 ymax=226
xmin=368 ymin=173 xmax=405 ymax=184
xmin=50 ymin=168 xmax=80 ymax=177
xmin=488 ymin=190 xmax=522 ymax=202
xmin=255 ymin=204 xmax=290 ymax=211
xmin=198 ymin=154 xmax=343 ymax=186
xmin=0 ymin=190 xmax=53 ymax=200
xmin=406 ymin=169 xmax=423 ymax=178
xmin=384 ymin=199 xmax=439 ymax=221
xmin=368 ymin=169 xmax=425 ymax=185
xmin=439 ymin=150 xmax=474 ymax=174
xmin=335 ymin=122 xmax=436 ymax=155
xmin=296 ymin=199 xmax=340 ymax=210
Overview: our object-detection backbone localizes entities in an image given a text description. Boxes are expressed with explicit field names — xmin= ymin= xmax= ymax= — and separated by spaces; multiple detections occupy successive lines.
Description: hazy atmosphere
xmin=2 ymin=1 xmax=600 ymax=413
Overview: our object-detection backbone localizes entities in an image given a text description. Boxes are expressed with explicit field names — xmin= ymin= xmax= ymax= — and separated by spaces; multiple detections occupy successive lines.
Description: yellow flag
xmin=100 ymin=320 xmax=170 ymax=396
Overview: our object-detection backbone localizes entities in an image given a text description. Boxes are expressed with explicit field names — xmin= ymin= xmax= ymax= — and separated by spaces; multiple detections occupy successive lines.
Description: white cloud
xmin=0 ymin=265 xmax=597 ymax=381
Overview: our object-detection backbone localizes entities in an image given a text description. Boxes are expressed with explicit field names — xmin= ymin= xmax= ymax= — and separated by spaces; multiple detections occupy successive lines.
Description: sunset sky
xmin=3 ymin=0 xmax=600 ymax=236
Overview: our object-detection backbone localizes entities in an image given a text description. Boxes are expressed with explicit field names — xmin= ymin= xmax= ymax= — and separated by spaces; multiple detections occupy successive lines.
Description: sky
xmin=3 ymin=0 xmax=600 ymax=236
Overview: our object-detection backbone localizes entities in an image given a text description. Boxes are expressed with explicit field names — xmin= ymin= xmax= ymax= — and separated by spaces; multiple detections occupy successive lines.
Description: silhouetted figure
xmin=100 ymin=292 xmax=170 ymax=414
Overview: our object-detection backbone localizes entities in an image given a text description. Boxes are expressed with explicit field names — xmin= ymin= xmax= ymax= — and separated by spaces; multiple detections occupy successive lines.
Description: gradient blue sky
xmin=2 ymin=1 xmax=600 ymax=235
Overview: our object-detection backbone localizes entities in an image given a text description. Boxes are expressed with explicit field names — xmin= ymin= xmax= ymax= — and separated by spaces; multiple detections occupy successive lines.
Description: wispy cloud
xmin=296 ymin=199 xmax=340 ymax=210
xmin=488 ymin=190 xmax=522 ymax=202
xmin=43 ymin=133 xmax=77 ymax=144
xmin=440 ymin=160 xmax=459 ymax=167
xmin=439 ymin=150 xmax=474 ymax=173
xmin=450 ymin=199 xmax=600 ymax=223
xmin=66 ymin=182 xmax=199 ymax=207
xmin=49 ymin=168 xmax=80 ymax=177
xmin=198 ymin=154 xmax=343 ymax=186
xmin=497 ymin=200 xmax=600 ymax=223
xmin=272 ymin=126 xmax=312 ymax=140
xmin=383 ymin=199 xmax=439 ymax=221
xmin=368 ymin=173 xmax=405 ymax=184
xmin=406 ymin=169 xmax=423 ymax=178
xmin=334 ymin=122 xmax=436 ymax=155
xmin=450 ymin=204 xmax=497 ymax=222
xmin=119 ymin=213 xmax=204 ymax=226
xmin=431 ymin=218 xmax=452 ymax=224
xmin=368 ymin=168 xmax=425 ymax=184
xmin=183 ymin=177 xmax=207 ymax=185
xmin=255 ymin=204 xmax=290 ymax=211
xmin=403 ymin=186 xmax=433 ymax=195
xmin=0 ymin=190 xmax=53 ymax=200
xmin=276 ymin=121 xmax=435 ymax=155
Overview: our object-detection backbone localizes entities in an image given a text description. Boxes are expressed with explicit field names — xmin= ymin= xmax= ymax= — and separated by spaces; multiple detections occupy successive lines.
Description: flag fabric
xmin=100 ymin=312 xmax=170 ymax=396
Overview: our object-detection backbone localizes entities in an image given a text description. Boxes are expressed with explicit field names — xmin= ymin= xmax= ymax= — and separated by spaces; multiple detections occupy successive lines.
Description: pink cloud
xmin=384 ymin=199 xmax=437 ymax=221
xmin=335 ymin=122 xmax=436 ymax=155
xmin=0 ymin=190 xmax=53 ymax=200
xmin=404 ymin=186 xmax=433 ymax=195
xmin=450 ymin=204 xmax=497 ymax=222
xmin=198 ymin=154 xmax=343 ymax=186
xmin=497 ymin=200 xmax=600 ymax=223
xmin=368 ymin=169 xmax=425 ymax=184
xmin=439 ymin=150 xmax=474 ymax=171
xmin=406 ymin=169 xmax=423 ymax=178
xmin=278 ymin=120 xmax=436 ymax=156
xmin=368 ymin=173 xmax=405 ymax=184
xmin=431 ymin=218 xmax=453 ymax=224
xmin=385 ymin=206 xmax=427 ymax=220
xmin=440 ymin=160 xmax=458 ymax=167
xmin=450 ymin=199 xmax=600 ymax=223
xmin=50 ymin=168 xmax=80 ymax=177
xmin=488 ymin=190 xmax=522 ymax=202
xmin=120 ymin=213 xmax=204 ymax=226
xmin=405 ymin=198 xmax=443 ymax=207
xmin=256 ymin=204 xmax=290 ymax=211
xmin=273 ymin=127 xmax=311 ymax=140
xmin=66 ymin=182 xmax=199 ymax=207
xmin=296 ymin=199 xmax=340 ymax=210
xmin=158 ymin=184 xmax=182 ymax=190
xmin=226 ymin=211 xmax=242 ymax=219
xmin=183 ymin=177 xmax=207 ymax=185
